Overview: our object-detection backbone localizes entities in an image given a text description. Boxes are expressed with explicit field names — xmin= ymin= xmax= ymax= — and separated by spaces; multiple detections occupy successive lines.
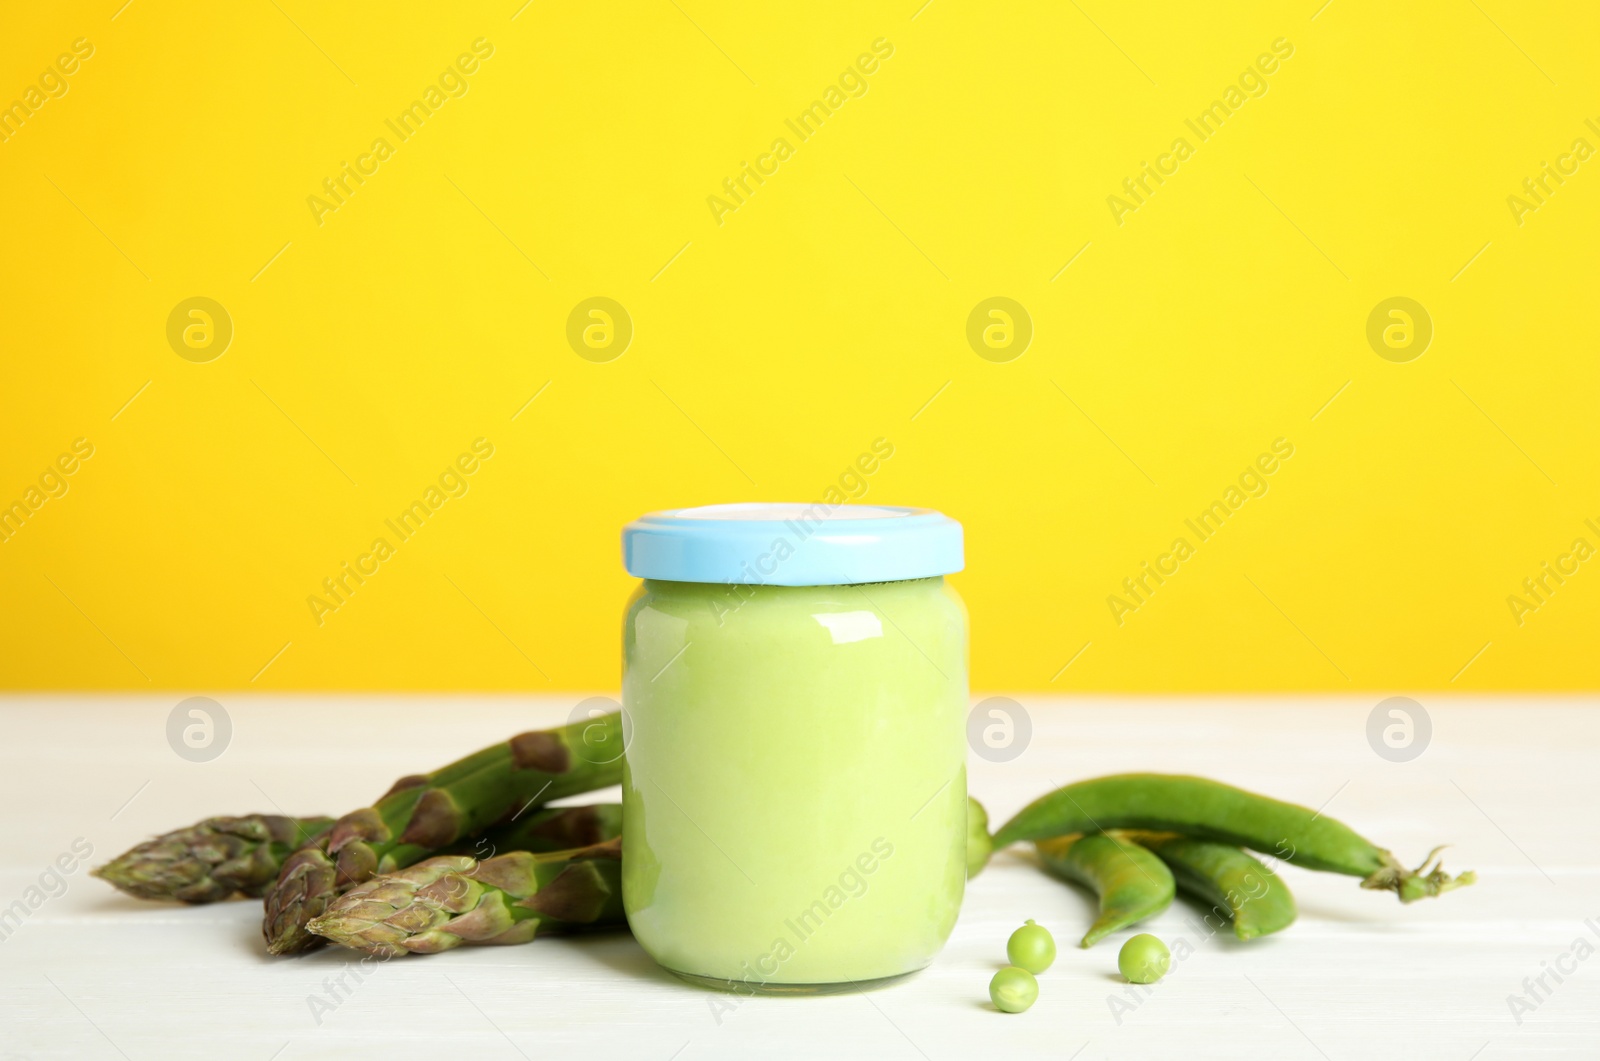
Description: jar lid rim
xmin=622 ymin=503 xmax=963 ymax=585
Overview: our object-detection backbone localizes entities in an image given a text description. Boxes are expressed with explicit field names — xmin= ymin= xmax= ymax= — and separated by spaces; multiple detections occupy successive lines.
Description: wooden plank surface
xmin=1 ymin=696 xmax=1596 ymax=1059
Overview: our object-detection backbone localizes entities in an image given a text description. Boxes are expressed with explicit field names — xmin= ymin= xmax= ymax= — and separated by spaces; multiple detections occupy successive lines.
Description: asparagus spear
xmin=90 ymin=801 xmax=623 ymax=906
xmin=307 ymin=838 xmax=624 ymax=957
xmin=263 ymin=715 xmax=623 ymax=955
xmin=93 ymin=815 xmax=335 ymax=903
xmin=465 ymin=802 xmax=622 ymax=860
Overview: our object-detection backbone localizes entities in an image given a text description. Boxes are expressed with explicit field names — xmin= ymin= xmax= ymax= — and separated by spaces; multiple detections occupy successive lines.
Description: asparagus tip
xmin=89 ymin=859 xmax=170 ymax=901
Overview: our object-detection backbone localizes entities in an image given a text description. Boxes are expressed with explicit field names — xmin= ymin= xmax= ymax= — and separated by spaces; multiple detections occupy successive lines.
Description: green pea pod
xmin=967 ymin=796 xmax=993 ymax=879
xmin=1127 ymin=832 xmax=1296 ymax=941
xmin=1035 ymin=833 xmax=1174 ymax=947
xmin=995 ymin=774 xmax=1474 ymax=903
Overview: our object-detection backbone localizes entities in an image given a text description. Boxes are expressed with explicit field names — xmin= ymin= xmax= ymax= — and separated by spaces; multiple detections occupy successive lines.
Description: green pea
xmin=1118 ymin=933 xmax=1170 ymax=984
xmin=989 ymin=965 xmax=1039 ymax=1013
xmin=1006 ymin=919 xmax=1056 ymax=973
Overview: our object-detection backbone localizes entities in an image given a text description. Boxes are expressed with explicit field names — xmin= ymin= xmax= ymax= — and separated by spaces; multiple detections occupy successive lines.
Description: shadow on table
xmin=552 ymin=930 xmax=683 ymax=987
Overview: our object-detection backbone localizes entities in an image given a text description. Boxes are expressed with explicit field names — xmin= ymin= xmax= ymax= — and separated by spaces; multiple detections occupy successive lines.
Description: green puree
xmin=622 ymin=576 xmax=968 ymax=988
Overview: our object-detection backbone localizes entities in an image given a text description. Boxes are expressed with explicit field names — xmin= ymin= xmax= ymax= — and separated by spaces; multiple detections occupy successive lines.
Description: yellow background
xmin=1 ymin=1 xmax=1595 ymax=692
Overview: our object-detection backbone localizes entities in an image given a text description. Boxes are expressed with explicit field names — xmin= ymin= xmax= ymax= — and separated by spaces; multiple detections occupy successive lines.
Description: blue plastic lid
xmin=622 ymin=503 xmax=963 ymax=586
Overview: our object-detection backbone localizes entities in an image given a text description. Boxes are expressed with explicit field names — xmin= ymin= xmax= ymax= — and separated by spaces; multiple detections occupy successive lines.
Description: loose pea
xmin=1118 ymin=933 xmax=1170 ymax=984
xmin=989 ymin=965 xmax=1038 ymax=1013
xmin=1006 ymin=919 xmax=1056 ymax=973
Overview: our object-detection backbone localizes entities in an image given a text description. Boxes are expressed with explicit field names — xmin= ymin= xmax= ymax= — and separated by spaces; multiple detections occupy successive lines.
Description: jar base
xmin=668 ymin=965 xmax=927 ymax=996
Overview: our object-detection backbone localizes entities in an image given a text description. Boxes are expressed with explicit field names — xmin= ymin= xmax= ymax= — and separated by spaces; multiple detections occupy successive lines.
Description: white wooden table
xmin=1 ymin=696 xmax=1595 ymax=1060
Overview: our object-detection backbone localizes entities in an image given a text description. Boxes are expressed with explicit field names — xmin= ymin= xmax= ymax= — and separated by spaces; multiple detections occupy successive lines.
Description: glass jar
xmin=620 ymin=503 xmax=968 ymax=992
